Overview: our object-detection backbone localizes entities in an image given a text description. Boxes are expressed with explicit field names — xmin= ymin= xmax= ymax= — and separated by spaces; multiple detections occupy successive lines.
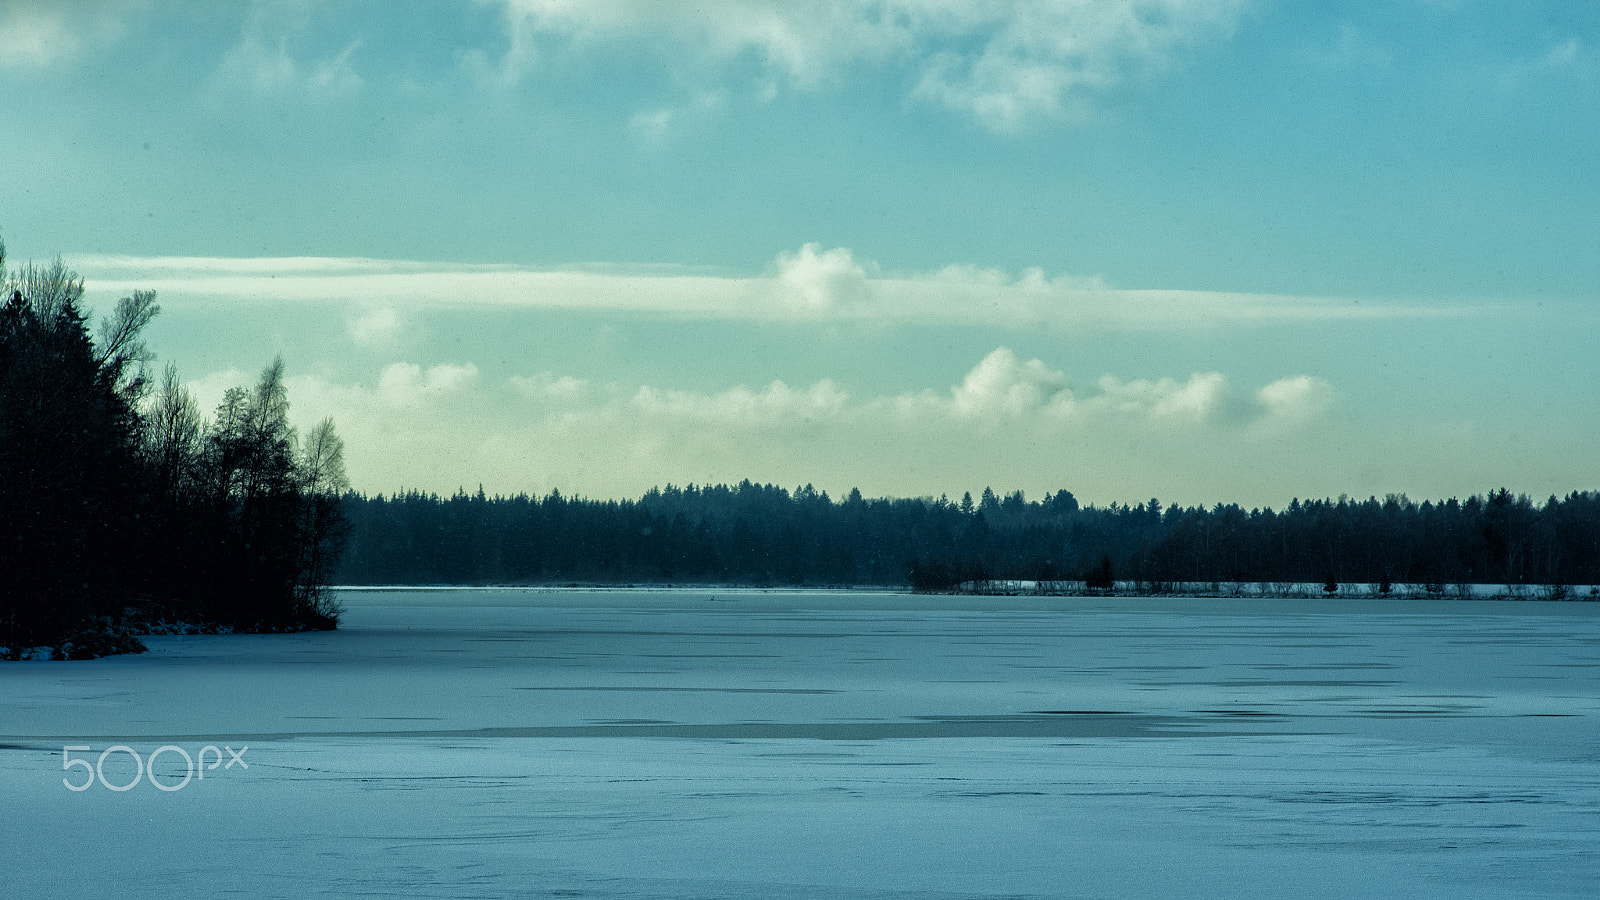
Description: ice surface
xmin=2 ymin=589 xmax=1597 ymax=898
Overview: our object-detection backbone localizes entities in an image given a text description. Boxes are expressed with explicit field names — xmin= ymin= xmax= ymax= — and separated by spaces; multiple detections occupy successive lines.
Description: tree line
xmin=337 ymin=482 xmax=1600 ymax=593
xmin=0 ymin=243 xmax=349 ymax=658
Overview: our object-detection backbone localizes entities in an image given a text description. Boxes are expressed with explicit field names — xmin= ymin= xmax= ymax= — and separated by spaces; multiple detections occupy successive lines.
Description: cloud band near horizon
xmin=71 ymin=245 xmax=1473 ymax=333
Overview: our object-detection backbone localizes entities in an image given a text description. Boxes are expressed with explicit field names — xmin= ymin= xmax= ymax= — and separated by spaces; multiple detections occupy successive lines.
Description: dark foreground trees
xmin=1 ymin=242 xmax=348 ymax=658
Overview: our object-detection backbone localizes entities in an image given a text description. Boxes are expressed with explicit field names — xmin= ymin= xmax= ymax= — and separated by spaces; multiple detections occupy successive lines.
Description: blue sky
xmin=2 ymin=0 xmax=1596 ymax=505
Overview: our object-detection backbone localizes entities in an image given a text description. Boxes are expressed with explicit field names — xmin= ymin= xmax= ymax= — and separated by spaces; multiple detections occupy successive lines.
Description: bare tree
xmin=144 ymin=364 xmax=202 ymax=502
xmin=297 ymin=417 xmax=351 ymax=625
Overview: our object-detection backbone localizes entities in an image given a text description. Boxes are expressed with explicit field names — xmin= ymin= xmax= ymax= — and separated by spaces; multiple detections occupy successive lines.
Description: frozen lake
xmin=3 ymin=589 xmax=1598 ymax=898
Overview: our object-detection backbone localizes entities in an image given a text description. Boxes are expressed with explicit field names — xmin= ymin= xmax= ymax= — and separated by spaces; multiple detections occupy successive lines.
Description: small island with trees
xmin=1 ymin=241 xmax=349 ymax=659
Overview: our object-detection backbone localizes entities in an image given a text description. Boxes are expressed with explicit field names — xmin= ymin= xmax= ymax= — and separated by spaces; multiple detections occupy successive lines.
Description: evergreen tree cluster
xmin=0 ymin=244 xmax=349 ymax=657
xmin=337 ymin=482 xmax=1600 ymax=593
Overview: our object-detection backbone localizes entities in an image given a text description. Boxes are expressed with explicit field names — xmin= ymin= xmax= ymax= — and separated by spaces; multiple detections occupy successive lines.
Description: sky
xmin=2 ymin=0 xmax=1596 ymax=507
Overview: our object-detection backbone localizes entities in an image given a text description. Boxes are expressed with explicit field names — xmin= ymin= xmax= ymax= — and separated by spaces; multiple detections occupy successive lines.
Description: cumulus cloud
xmin=375 ymin=362 xmax=479 ymax=407
xmin=181 ymin=350 xmax=1323 ymax=442
xmin=632 ymin=379 xmax=850 ymax=426
xmin=232 ymin=348 xmax=1334 ymax=498
xmin=774 ymin=243 xmax=872 ymax=314
xmin=1090 ymin=371 xmax=1237 ymax=423
xmin=945 ymin=347 xmax=1073 ymax=418
xmin=200 ymin=361 xmax=478 ymax=421
xmin=473 ymin=0 xmax=1248 ymax=130
xmin=887 ymin=348 xmax=1326 ymax=430
xmin=1256 ymin=374 xmax=1334 ymax=423
xmin=76 ymin=247 xmax=1461 ymax=332
xmin=504 ymin=347 xmax=1323 ymax=434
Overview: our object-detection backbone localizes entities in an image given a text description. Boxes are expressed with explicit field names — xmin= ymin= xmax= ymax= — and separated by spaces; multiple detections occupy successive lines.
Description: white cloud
xmin=211 ymin=36 xmax=363 ymax=99
xmin=1305 ymin=23 xmax=1393 ymax=71
xmin=945 ymin=347 xmax=1073 ymax=418
xmin=288 ymin=347 xmax=1316 ymax=435
xmin=0 ymin=4 xmax=76 ymax=68
xmin=346 ymin=306 xmax=403 ymax=347
xmin=76 ymin=254 xmax=428 ymax=275
xmin=632 ymin=379 xmax=851 ymax=426
xmin=250 ymin=349 xmax=1334 ymax=500
xmin=1090 ymin=371 xmax=1236 ymax=422
xmin=187 ymin=360 xmax=478 ymax=424
xmin=376 ymin=362 xmax=479 ymax=407
xmin=1256 ymin=374 xmax=1334 ymax=423
xmin=628 ymin=107 xmax=676 ymax=143
xmin=0 ymin=2 xmax=133 ymax=70
xmin=506 ymin=347 xmax=1321 ymax=434
xmin=909 ymin=0 xmax=1249 ymax=131
xmin=882 ymin=349 xmax=1330 ymax=431
xmin=1482 ymin=34 xmax=1592 ymax=94
xmin=889 ymin=349 xmax=1248 ymax=427
xmin=473 ymin=0 xmax=1249 ymax=130
xmin=475 ymin=0 xmax=911 ymax=88
xmin=207 ymin=3 xmax=363 ymax=100
xmin=1542 ymin=38 xmax=1582 ymax=69
xmin=774 ymin=243 xmax=872 ymax=314
xmin=76 ymin=247 xmax=1464 ymax=332
xmin=1512 ymin=36 xmax=1590 ymax=82
xmin=509 ymin=372 xmax=594 ymax=406
xmin=628 ymin=91 xmax=726 ymax=143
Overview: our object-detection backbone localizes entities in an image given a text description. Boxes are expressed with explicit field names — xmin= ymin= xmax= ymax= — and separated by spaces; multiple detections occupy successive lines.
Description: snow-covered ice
xmin=2 ymin=590 xmax=1597 ymax=898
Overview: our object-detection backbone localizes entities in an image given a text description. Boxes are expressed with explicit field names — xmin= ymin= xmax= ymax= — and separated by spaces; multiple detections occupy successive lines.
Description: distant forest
xmin=337 ymin=482 xmax=1600 ymax=593
xmin=0 ymin=244 xmax=349 ymax=658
